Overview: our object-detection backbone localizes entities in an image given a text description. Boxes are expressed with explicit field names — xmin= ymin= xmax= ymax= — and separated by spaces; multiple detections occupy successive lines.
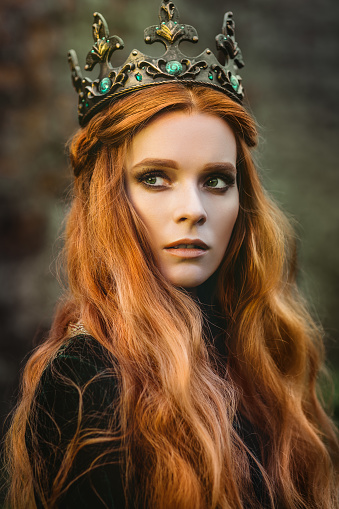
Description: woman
xmin=5 ymin=4 xmax=339 ymax=509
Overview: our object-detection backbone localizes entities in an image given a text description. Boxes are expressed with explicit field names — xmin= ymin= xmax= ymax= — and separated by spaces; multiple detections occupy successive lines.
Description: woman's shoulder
xmin=28 ymin=335 xmax=124 ymax=508
xmin=45 ymin=331 xmax=117 ymax=383
xmin=35 ymin=333 xmax=120 ymax=425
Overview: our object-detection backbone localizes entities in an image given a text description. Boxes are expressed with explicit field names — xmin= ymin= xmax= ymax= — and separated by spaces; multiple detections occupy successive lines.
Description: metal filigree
xmin=211 ymin=64 xmax=243 ymax=95
xmin=138 ymin=60 xmax=170 ymax=80
xmin=84 ymin=12 xmax=124 ymax=74
xmin=180 ymin=59 xmax=208 ymax=78
xmin=160 ymin=1 xmax=178 ymax=22
xmin=138 ymin=58 xmax=207 ymax=80
xmin=216 ymin=12 xmax=244 ymax=68
xmin=110 ymin=63 xmax=136 ymax=88
xmin=68 ymin=1 xmax=245 ymax=127
xmin=144 ymin=20 xmax=198 ymax=49
xmin=156 ymin=23 xmax=182 ymax=43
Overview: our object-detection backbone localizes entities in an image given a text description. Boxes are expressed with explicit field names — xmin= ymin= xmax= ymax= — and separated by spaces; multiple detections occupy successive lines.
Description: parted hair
xmin=5 ymin=84 xmax=339 ymax=508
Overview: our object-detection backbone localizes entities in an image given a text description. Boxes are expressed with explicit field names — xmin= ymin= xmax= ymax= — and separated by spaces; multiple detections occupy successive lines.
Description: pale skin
xmin=124 ymin=111 xmax=239 ymax=289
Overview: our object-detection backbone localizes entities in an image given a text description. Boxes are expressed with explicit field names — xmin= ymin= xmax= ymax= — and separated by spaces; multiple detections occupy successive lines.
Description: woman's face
xmin=124 ymin=111 xmax=239 ymax=289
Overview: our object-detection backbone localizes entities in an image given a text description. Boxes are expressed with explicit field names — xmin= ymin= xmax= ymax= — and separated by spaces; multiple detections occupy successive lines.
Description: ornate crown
xmin=68 ymin=0 xmax=244 ymax=127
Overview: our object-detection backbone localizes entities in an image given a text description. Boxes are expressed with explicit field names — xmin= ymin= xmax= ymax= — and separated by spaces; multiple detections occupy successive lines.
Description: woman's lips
xmin=164 ymin=247 xmax=208 ymax=258
xmin=164 ymin=240 xmax=209 ymax=258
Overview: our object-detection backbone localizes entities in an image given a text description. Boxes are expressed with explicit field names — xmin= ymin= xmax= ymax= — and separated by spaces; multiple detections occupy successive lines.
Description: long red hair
xmin=5 ymin=84 xmax=339 ymax=508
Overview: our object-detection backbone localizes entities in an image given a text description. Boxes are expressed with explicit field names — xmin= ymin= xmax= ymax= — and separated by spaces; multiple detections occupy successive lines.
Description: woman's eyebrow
xmin=131 ymin=159 xmax=237 ymax=173
xmin=202 ymin=162 xmax=237 ymax=174
xmin=131 ymin=158 xmax=179 ymax=170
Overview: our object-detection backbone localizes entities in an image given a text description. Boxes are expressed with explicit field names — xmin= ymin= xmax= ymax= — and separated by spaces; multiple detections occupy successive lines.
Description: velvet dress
xmin=26 ymin=305 xmax=269 ymax=508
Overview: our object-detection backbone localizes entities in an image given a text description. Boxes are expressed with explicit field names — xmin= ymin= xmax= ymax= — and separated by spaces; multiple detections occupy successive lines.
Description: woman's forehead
xmin=125 ymin=111 xmax=237 ymax=168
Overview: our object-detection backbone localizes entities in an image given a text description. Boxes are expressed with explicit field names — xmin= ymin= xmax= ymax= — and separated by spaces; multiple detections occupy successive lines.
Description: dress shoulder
xmin=27 ymin=335 xmax=125 ymax=509
xmin=37 ymin=334 xmax=119 ymax=429
xmin=47 ymin=333 xmax=116 ymax=379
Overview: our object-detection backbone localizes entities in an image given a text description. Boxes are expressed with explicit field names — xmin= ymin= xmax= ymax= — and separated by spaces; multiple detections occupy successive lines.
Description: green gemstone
xmin=230 ymin=74 xmax=239 ymax=91
xmin=98 ymin=77 xmax=112 ymax=94
xmin=85 ymin=102 xmax=89 ymax=107
xmin=165 ymin=60 xmax=183 ymax=76
xmin=135 ymin=72 xmax=142 ymax=82
xmin=208 ymin=72 xmax=213 ymax=80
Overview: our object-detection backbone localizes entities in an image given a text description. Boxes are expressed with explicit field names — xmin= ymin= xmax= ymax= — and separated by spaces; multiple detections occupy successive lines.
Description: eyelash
xmin=136 ymin=170 xmax=236 ymax=192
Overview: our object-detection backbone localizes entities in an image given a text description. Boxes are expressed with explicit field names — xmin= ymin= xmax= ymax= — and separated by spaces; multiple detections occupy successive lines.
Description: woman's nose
xmin=172 ymin=186 xmax=207 ymax=226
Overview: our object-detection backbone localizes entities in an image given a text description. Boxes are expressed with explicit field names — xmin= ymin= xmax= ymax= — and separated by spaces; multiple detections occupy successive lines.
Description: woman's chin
xmin=163 ymin=267 xmax=214 ymax=290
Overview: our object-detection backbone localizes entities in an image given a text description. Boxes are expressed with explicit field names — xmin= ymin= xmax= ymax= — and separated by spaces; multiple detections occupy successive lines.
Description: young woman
xmin=5 ymin=4 xmax=339 ymax=509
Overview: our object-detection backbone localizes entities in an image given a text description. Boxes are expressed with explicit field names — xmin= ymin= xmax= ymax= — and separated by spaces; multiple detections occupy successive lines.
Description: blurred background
xmin=0 ymin=0 xmax=338 ymax=491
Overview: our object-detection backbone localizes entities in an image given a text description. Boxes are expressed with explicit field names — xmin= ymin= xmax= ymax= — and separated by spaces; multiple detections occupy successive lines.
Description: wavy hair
xmin=5 ymin=84 xmax=339 ymax=508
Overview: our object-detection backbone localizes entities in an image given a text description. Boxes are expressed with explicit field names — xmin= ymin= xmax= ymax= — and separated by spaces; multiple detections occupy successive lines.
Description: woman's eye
xmin=144 ymin=176 xmax=162 ymax=186
xmin=138 ymin=172 xmax=169 ymax=188
xmin=205 ymin=177 xmax=228 ymax=189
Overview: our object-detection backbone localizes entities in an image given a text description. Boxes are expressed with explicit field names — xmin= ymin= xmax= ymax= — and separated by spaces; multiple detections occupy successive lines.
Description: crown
xmin=68 ymin=1 xmax=245 ymax=127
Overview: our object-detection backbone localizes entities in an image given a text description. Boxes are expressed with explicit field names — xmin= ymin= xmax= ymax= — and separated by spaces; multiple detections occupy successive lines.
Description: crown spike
xmin=222 ymin=11 xmax=234 ymax=37
xmin=92 ymin=13 xmax=109 ymax=41
xmin=69 ymin=2 xmax=245 ymax=126
xmin=159 ymin=1 xmax=180 ymax=23
xmin=68 ymin=49 xmax=83 ymax=93
xmin=216 ymin=12 xmax=244 ymax=69
xmin=84 ymin=13 xmax=124 ymax=74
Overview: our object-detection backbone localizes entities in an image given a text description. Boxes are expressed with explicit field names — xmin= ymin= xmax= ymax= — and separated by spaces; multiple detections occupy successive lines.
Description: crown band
xmin=68 ymin=1 xmax=245 ymax=126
